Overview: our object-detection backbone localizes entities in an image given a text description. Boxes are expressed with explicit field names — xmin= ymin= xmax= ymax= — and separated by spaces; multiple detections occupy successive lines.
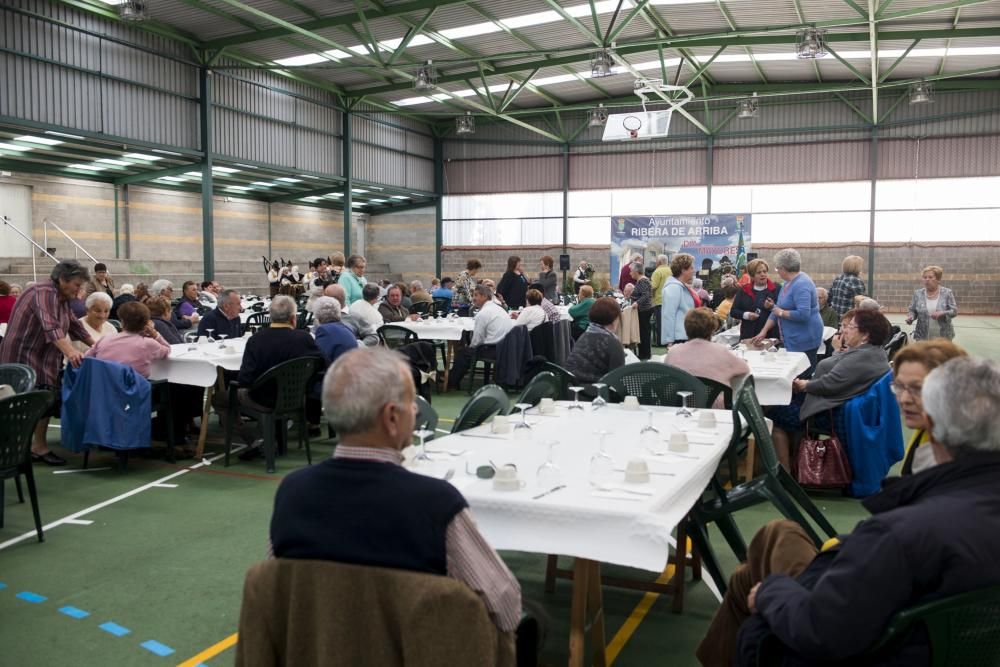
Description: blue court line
xmin=99 ymin=621 xmax=131 ymax=637
xmin=140 ymin=640 xmax=175 ymax=657
xmin=59 ymin=606 xmax=90 ymax=619
xmin=16 ymin=591 xmax=47 ymax=603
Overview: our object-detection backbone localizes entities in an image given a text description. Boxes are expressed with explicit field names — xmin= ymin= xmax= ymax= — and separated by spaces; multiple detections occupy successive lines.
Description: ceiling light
xmin=251 ymin=181 xmax=274 ymax=187
xmin=796 ymin=27 xmax=827 ymax=59
xmin=588 ymin=104 xmax=609 ymax=127
xmin=97 ymin=158 xmax=131 ymax=167
xmin=456 ymin=111 xmax=475 ymax=135
xmin=212 ymin=166 xmax=240 ymax=174
xmin=0 ymin=143 xmax=33 ymax=152
xmin=274 ymin=53 xmax=328 ymax=67
xmin=275 ymin=177 xmax=302 ymax=183
xmin=298 ymin=174 xmax=319 ymax=179
xmin=15 ymin=135 xmax=62 ymax=145
xmin=68 ymin=164 xmax=106 ymax=171
xmin=326 ymin=193 xmax=343 ymax=198
xmin=227 ymin=186 xmax=251 ymax=191
xmin=151 ymin=148 xmax=183 ymax=156
xmin=390 ymin=195 xmax=409 ymax=200
xmin=351 ymin=188 xmax=368 ymax=194
xmin=45 ymin=130 xmax=85 ymax=140
xmin=738 ymin=94 xmax=759 ymax=119
xmin=235 ymin=163 xmax=258 ymax=169
xmin=118 ymin=0 xmax=148 ymax=22
xmin=184 ymin=171 xmax=202 ymax=178
xmin=415 ymin=60 xmax=438 ymax=91
xmin=591 ymin=49 xmax=615 ymax=78
xmin=909 ymin=81 xmax=934 ymax=104
xmin=300 ymin=196 xmax=322 ymax=202
xmin=156 ymin=176 xmax=186 ymax=182
xmin=124 ymin=153 xmax=162 ymax=161
xmin=369 ymin=198 xmax=387 ymax=203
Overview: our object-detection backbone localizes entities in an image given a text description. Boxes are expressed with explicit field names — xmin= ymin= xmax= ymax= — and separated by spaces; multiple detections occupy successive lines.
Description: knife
xmin=458 ymin=432 xmax=508 ymax=440
xmin=532 ymin=484 xmax=567 ymax=500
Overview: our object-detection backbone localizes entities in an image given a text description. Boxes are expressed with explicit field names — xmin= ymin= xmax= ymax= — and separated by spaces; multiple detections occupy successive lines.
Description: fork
xmin=590 ymin=483 xmax=654 ymax=496
xmin=425 ymin=448 xmax=468 ymax=457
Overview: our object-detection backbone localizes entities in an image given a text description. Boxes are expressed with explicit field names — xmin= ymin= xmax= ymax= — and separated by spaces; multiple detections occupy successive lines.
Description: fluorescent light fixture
xmin=152 ymin=149 xmax=184 ymax=156
xmin=351 ymin=202 xmax=364 ymax=207
xmin=390 ymin=195 xmax=409 ymax=200
xmin=394 ymin=96 xmax=434 ymax=107
xmin=124 ymin=153 xmax=162 ymax=161
xmin=276 ymin=177 xmax=302 ymax=183
xmin=352 ymin=188 xmax=368 ymax=194
xmin=274 ymin=53 xmax=328 ymax=67
xmin=368 ymin=198 xmax=388 ymax=203
xmin=67 ymin=163 xmax=106 ymax=170
xmin=184 ymin=171 xmax=203 ymax=178
xmin=156 ymin=176 xmax=186 ymax=183
xmin=45 ymin=130 xmax=85 ymax=140
xmin=298 ymin=174 xmax=320 ymax=179
xmin=15 ymin=135 xmax=62 ymax=145
xmin=212 ymin=166 xmax=240 ymax=174
xmin=227 ymin=186 xmax=251 ymax=191
xmin=325 ymin=193 xmax=343 ymax=198
xmin=0 ymin=143 xmax=32 ymax=151
xmin=97 ymin=158 xmax=131 ymax=166
xmin=98 ymin=0 xmax=128 ymax=4
xmin=235 ymin=163 xmax=258 ymax=169
xmin=251 ymin=181 xmax=275 ymax=187
xmin=300 ymin=196 xmax=322 ymax=202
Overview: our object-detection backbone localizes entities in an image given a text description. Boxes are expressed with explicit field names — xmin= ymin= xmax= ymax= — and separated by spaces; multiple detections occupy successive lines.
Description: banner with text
xmin=610 ymin=214 xmax=752 ymax=290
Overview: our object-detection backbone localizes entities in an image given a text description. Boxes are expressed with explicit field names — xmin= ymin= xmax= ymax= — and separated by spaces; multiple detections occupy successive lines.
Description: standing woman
xmin=828 ymin=255 xmax=867 ymax=317
xmin=730 ymin=258 xmax=780 ymax=341
xmin=906 ymin=265 xmax=958 ymax=341
xmin=660 ymin=253 xmax=699 ymax=346
xmin=339 ymin=254 xmax=368 ymax=306
xmin=453 ymin=258 xmax=482 ymax=315
xmin=496 ymin=255 xmax=528 ymax=310
xmin=0 ymin=260 xmax=95 ymax=465
xmin=538 ymin=255 xmax=558 ymax=302
xmin=629 ymin=262 xmax=655 ymax=360
xmin=752 ymin=248 xmax=825 ymax=367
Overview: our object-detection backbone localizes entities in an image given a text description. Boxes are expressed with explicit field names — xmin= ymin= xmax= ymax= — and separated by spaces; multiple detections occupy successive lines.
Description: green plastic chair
xmin=695 ymin=377 xmax=838 ymax=563
xmin=225 ymin=356 xmax=320 ymax=473
xmin=377 ymin=324 xmax=418 ymax=350
xmin=757 ymin=584 xmax=1000 ymax=666
xmin=0 ymin=390 xmax=54 ymax=542
xmin=0 ymin=364 xmax=37 ymax=394
xmin=599 ymin=362 xmax=709 ymax=407
xmin=451 ymin=385 xmax=509 ymax=434
xmin=414 ymin=395 xmax=439 ymax=441
xmin=538 ymin=362 xmax=578 ymax=400
xmin=245 ymin=312 xmax=270 ymax=333
xmin=514 ymin=372 xmax=560 ymax=408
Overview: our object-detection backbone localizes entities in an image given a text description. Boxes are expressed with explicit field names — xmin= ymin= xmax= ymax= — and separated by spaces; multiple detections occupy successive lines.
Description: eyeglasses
xmin=890 ymin=382 xmax=923 ymax=398
xmin=843 ymin=323 xmax=859 ymax=330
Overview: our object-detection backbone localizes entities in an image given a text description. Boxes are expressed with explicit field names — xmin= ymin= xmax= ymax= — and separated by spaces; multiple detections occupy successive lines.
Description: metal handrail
xmin=43 ymin=219 xmax=99 ymax=265
xmin=2 ymin=215 xmax=57 ymax=282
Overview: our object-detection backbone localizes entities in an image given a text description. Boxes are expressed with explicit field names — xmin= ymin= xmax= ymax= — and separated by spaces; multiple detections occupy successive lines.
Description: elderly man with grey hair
xmin=237 ymin=295 xmax=326 ymax=458
xmin=268 ymin=347 xmax=522 ymax=641
xmin=447 ymin=284 xmax=513 ymax=390
xmin=312 ymin=296 xmax=357 ymax=366
xmin=324 ymin=283 xmax=379 ymax=347
xmin=698 ymin=355 xmax=1000 ymax=667
xmin=816 ymin=286 xmax=839 ymax=328
xmin=350 ymin=283 xmax=385 ymax=335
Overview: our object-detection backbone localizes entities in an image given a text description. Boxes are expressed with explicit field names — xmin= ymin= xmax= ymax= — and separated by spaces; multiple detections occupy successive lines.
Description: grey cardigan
xmin=908 ymin=286 xmax=957 ymax=340
xmin=800 ymin=343 xmax=889 ymax=421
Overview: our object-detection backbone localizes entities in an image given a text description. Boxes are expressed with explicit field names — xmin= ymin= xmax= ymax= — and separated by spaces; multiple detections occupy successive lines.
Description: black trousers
xmin=638 ymin=308 xmax=653 ymax=360
xmin=448 ymin=344 xmax=495 ymax=390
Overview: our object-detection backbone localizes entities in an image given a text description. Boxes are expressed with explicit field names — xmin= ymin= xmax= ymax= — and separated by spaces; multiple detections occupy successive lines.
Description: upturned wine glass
xmin=676 ymin=391 xmax=694 ymax=418
xmin=640 ymin=409 xmax=664 ymax=454
xmin=589 ymin=430 xmax=614 ymax=485
xmin=512 ymin=403 xmax=533 ymax=439
xmin=567 ymin=386 xmax=585 ymax=411
xmin=591 ymin=383 xmax=608 ymax=410
xmin=536 ymin=440 xmax=562 ymax=488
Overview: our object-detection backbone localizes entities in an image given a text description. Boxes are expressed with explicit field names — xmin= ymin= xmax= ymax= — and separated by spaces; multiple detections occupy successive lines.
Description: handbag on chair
xmin=796 ymin=412 xmax=852 ymax=488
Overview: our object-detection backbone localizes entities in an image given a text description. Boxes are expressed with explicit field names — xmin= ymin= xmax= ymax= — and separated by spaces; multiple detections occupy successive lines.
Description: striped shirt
xmin=269 ymin=445 xmax=522 ymax=632
xmin=0 ymin=280 xmax=92 ymax=385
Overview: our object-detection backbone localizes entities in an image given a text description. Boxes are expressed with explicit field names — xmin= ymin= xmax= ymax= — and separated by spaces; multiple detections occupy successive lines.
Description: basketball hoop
xmin=623 ymin=115 xmax=642 ymax=140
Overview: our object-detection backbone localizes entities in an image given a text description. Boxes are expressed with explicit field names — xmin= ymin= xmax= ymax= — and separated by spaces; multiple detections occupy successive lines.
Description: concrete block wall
xmin=366 ymin=208 xmax=436 ymax=285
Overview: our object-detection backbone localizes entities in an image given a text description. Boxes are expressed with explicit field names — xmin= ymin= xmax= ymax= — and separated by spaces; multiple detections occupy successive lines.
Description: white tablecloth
xmin=149 ymin=339 xmax=247 ymax=387
xmin=394 ymin=317 xmax=475 ymax=341
xmin=408 ymin=403 xmax=731 ymax=573
xmin=738 ymin=350 xmax=810 ymax=405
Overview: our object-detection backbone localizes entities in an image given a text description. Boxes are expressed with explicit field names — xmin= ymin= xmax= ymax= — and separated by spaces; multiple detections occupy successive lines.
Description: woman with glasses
xmin=890 ymin=339 xmax=968 ymax=475
xmin=767 ymin=308 xmax=891 ymax=471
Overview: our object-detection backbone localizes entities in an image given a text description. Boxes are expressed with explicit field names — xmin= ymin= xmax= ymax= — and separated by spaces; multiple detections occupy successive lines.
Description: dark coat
xmin=496 ymin=271 xmax=528 ymax=310
xmin=495 ymin=325 xmax=532 ymax=389
xmin=731 ymin=280 xmax=781 ymax=340
xmin=737 ymin=453 xmax=1000 ymax=666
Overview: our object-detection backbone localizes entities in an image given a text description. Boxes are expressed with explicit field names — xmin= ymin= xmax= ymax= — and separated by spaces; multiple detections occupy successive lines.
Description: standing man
xmin=0 ymin=260 xmax=95 ymax=465
xmin=573 ymin=260 xmax=593 ymax=294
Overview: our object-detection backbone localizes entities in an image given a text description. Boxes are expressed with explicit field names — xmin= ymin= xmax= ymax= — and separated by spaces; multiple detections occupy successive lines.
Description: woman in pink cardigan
xmin=666 ymin=307 xmax=750 ymax=407
xmin=86 ymin=300 xmax=170 ymax=378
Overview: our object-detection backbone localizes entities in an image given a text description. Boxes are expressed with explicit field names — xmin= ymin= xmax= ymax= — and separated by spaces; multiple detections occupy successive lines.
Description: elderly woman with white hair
xmin=751 ymin=248 xmax=824 ymax=367
xmin=313 ymin=296 xmax=358 ymax=366
xmin=72 ymin=291 xmax=117 ymax=355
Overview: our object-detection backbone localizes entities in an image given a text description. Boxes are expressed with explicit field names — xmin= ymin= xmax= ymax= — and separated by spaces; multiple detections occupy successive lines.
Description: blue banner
xmin=610 ymin=214 xmax=752 ymax=289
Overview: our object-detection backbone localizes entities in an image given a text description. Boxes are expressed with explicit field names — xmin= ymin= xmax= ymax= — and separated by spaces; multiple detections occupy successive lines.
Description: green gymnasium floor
xmin=1 ymin=315 xmax=997 ymax=667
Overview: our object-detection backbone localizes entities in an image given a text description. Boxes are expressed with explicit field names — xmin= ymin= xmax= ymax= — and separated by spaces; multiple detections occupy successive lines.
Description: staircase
xmin=0 ymin=258 xmax=402 ymax=296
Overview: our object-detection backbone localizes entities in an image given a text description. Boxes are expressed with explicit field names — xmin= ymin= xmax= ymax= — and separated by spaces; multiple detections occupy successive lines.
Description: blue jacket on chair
xmin=61 ymin=357 xmax=152 ymax=453
xmin=842 ymin=371 xmax=904 ymax=497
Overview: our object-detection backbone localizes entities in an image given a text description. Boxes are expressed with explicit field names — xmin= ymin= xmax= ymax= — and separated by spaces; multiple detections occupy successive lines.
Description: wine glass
xmin=205 ymin=328 xmax=215 ymax=343
xmin=676 ymin=391 xmax=694 ymax=418
xmin=217 ymin=333 xmax=228 ymax=349
xmin=640 ymin=409 xmax=664 ymax=454
xmin=589 ymin=430 xmax=614 ymax=486
xmin=412 ymin=428 xmax=434 ymax=464
xmin=512 ymin=403 xmax=533 ymax=439
xmin=567 ymin=386 xmax=585 ymax=411
xmin=591 ymin=383 xmax=608 ymax=410
xmin=536 ymin=440 xmax=562 ymax=488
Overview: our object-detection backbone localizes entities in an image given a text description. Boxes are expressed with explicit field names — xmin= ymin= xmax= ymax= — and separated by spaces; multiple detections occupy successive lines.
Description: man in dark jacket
xmin=196 ymin=289 xmax=243 ymax=340
xmin=697 ymin=356 xmax=1000 ymax=667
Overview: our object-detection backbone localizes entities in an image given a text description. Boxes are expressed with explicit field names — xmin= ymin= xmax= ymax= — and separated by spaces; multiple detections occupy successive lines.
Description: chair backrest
xmin=431 ymin=297 xmax=451 ymax=316
xmin=734 ymin=376 xmax=783 ymax=474
xmin=452 ymin=384 xmax=509 ymax=433
xmin=409 ymin=300 xmax=431 ymax=316
xmin=698 ymin=376 xmax=734 ymax=409
xmin=378 ymin=324 xmax=418 ymax=350
xmin=0 ymin=363 xmax=37 ymax=393
xmin=539 ymin=362 xmax=578 ymax=400
xmin=884 ymin=331 xmax=908 ymax=362
xmin=251 ymin=357 xmax=320 ymax=414
xmin=236 ymin=558 xmax=514 ymax=667
xmin=251 ymin=302 xmax=265 ymax=312
xmin=107 ymin=319 xmax=122 ymax=332
xmin=297 ymin=310 xmax=313 ymax=329
xmin=0 ymin=391 xmax=54 ymax=471
xmin=600 ymin=362 xmax=709 ymax=408
xmin=245 ymin=312 xmax=271 ymax=332
xmin=528 ymin=321 xmax=556 ymax=362
xmin=183 ymin=330 xmax=199 ymax=343
xmin=414 ymin=395 xmax=438 ymax=437
xmin=514 ymin=371 xmax=561 ymax=407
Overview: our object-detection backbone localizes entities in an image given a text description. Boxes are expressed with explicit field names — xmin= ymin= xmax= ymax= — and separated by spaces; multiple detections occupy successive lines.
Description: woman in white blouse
xmin=72 ymin=291 xmax=117 ymax=355
xmin=512 ymin=289 xmax=547 ymax=331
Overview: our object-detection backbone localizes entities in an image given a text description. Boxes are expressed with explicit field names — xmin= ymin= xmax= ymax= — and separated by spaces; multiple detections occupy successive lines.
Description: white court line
xmin=52 ymin=467 xmax=113 ymax=474
xmin=153 ymin=483 xmax=178 ymax=488
xmin=0 ymin=446 xmax=243 ymax=552
xmin=63 ymin=519 xmax=94 ymax=525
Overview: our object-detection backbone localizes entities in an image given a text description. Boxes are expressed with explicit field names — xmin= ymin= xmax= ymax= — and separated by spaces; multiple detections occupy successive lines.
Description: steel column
xmin=122 ymin=184 xmax=132 ymax=259
xmin=267 ymin=202 xmax=273 ymax=259
xmin=113 ymin=185 xmax=120 ymax=259
xmin=343 ymin=111 xmax=353 ymax=257
xmin=434 ymin=134 xmax=444 ymax=277
xmin=199 ymin=67 xmax=215 ymax=281
xmin=562 ymin=143 xmax=570 ymax=254
xmin=706 ymin=135 xmax=714 ymax=214
xmin=868 ymin=128 xmax=878 ymax=295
